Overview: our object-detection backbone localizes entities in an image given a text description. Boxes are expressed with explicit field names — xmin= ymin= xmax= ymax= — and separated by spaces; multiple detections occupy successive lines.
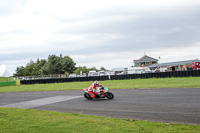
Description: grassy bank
xmin=0 ymin=108 xmax=199 ymax=133
xmin=0 ymin=77 xmax=200 ymax=92
xmin=0 ymin=77 xmax=13 ymax=82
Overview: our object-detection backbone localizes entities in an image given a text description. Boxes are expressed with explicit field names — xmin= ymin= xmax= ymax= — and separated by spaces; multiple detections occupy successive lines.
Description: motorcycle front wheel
xmin=84 ymin=92 xmax=92 ymax=100
xmin=105 ymin=92 xmax=114 ymax=99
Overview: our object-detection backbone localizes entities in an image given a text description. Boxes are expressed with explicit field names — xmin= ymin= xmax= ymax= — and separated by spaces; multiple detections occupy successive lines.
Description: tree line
xmin=14 ymin=54 xmax=107 ymax=76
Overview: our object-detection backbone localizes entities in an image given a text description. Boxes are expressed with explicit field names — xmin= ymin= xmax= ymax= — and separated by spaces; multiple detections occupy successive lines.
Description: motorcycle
xmin=83 ymin=87 xmax=114 ymax=100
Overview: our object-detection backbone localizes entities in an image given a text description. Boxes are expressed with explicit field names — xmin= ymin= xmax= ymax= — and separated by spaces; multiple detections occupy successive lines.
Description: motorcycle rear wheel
xmin=84 ymin=92 xmax=92 ymax=100
xmin=105 ymin=92 xmax=114 ymax=99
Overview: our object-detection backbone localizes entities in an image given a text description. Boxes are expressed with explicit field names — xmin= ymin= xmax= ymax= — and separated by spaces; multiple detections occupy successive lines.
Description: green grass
xmin=0 ymin=77 xmax=13 ymax=82
xmin=0 ymin=77 xmax=200 ymax=92
xmin=1 ymin=78 xmax=200 ymax=132
xmin=0 ymin=108 xmax=199 ymax=133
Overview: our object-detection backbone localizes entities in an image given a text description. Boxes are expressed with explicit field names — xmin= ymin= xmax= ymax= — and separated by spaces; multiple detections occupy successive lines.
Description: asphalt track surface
xmin=0 ymin=88 xmax=200 ymax=125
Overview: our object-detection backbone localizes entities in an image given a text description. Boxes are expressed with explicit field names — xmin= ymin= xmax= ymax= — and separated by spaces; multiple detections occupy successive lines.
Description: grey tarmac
xmin=0 ymin=88 xmax=200 ymax=125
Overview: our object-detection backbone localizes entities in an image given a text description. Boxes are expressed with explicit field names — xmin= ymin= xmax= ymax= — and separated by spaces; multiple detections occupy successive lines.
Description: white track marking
xmin=1 ymin=96 xmax=82 ymax=109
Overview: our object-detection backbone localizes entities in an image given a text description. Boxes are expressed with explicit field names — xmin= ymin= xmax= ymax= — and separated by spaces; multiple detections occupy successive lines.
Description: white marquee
xmin=0 ymin=64 xmax=13 ymax=77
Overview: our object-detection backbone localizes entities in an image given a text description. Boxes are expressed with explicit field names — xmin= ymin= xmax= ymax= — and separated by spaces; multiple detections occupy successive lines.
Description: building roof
xmin=148 ymin=59 xmax=200 ymax=68
xmin=134 ymin=55 xmax=158 ymax=62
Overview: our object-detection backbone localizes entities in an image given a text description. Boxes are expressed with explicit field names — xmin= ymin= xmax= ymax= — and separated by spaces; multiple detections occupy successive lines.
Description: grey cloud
xmin=1 ymin=1 xmax=200 ymax=64
xmin=56 ymin=5 xmax=200 ymax=56
xmin=0 ymin=0 xmax=26 ymax=16
xmin=85 ymin=5 xmax=200 ymax=51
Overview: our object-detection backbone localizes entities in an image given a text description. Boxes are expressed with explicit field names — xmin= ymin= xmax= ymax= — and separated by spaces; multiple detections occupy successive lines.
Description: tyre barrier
xmin=20 ymin=76 xmax=109 ymax=85
xmin=20 ymin=70 xmax=200 ymax=85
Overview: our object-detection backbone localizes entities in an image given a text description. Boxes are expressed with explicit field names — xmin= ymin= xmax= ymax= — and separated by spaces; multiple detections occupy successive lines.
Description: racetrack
xmin=0 ymin=88 xmax=200 ymax=125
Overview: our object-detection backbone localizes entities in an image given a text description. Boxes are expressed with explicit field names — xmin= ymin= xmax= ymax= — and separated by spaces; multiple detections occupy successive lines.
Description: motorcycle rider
xmin=88 ymin=80 xmax=104 ymax=98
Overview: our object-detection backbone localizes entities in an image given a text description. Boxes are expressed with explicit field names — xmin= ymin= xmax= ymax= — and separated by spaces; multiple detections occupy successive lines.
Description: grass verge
xmin=0 ymin=77 xmax=200 ymax=92
xmin=0 ymin=108 xmax=199 ymax=133
xmin=0 ymin=77 xmax=14 ymax=82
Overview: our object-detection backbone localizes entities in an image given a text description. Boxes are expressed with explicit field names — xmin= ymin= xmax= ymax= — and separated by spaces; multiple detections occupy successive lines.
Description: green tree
xmin=24 ymin=60 xmax=36 ymax=76
xmin=54 ymin=55 xmax=63 ymax=74
xmin=62 ymin=56 xmax=76 ymax=74
xmin=14 ymin=66 xmax=25 ymax=76
xmin=14 ymin=54 xmax=77 ymax=76
xmin=44 ymin=54 xmax=76 ymax=74
xmin=74 ymin=66 xmax=88 ymax=75
xmin=36 ymin=59 xmax=47 ymax=75
xmin=40 ymin=63 xmax=49 ymax=75
xmin=100 ymin=67 xmax=107 ymax=71
xmin=45 ymin=55 xmax=59 ymax=74
xmin=89 ymin=67 xmax=97 ymax=71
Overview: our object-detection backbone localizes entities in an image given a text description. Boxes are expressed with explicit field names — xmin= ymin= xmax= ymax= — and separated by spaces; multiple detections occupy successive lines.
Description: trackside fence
xmin=20 ymin=70 xmax=200 ymax=85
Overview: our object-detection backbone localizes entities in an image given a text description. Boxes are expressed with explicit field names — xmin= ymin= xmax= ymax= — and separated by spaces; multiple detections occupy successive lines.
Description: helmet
xmin=94 ymin=80 xmax=99 ymax=86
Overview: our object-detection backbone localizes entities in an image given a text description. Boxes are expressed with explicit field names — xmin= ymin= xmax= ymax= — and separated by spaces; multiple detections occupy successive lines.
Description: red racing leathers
xmin=88 ymin=83 xmax=104 ymax=98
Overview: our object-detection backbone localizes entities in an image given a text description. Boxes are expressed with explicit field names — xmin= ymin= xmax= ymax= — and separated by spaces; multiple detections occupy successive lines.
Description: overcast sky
xmin=1 ymin=0 xmax=200 ymax=74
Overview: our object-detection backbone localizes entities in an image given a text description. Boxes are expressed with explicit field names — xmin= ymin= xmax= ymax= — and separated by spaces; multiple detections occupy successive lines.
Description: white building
xmin=98 ymin=70 xmax=106 ymax=76
xmin=111 ymin=67 xmax=128 ymax=75
xmin=0 ymin=64 xmax=13 ymax=77
xmin=88 ymin=71 xmax=99 ymax=76
xmin=128 ymin=67 xmax=151 ymax=74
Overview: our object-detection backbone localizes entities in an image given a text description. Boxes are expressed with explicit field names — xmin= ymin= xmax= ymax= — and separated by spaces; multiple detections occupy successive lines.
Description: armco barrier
xmin=20 ymin=70 xmax=200 ymax=85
